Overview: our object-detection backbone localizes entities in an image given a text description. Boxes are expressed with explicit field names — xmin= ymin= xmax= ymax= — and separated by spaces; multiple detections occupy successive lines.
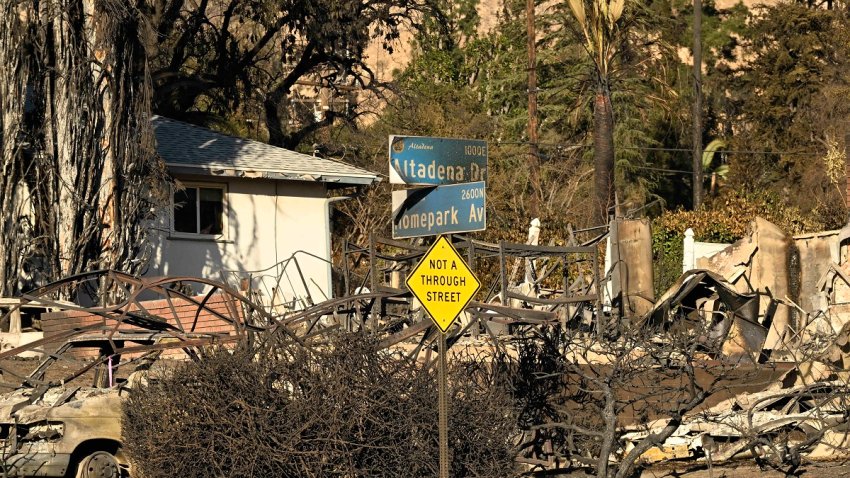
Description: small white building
xmin=147 ymin=116 xmax=378 ymax=310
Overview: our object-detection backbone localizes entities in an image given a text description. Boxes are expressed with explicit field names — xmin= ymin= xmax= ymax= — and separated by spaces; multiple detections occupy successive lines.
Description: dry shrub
xmin=122 ymin=332 xmax=519 ymax=478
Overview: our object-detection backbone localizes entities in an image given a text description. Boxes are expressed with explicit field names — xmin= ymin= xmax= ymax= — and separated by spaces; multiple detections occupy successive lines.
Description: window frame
xmin=169 ymin=181 xmax=228 ymax=241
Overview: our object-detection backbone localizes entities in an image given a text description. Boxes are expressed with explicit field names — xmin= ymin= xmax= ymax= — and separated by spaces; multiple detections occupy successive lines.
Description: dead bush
xmin=122 ymin=331 xmax=519 ymax=478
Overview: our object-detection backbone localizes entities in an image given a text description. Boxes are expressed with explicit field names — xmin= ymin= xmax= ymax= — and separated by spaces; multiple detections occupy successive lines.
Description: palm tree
xmin=565 ymin=0 xmax=626 ymax=224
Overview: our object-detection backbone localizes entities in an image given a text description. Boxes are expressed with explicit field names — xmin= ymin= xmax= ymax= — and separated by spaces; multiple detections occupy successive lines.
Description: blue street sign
xmin=392 ymin=182 xmax=486 ymax=239
xmin=389 ymin=135 xmax=488 ymax=185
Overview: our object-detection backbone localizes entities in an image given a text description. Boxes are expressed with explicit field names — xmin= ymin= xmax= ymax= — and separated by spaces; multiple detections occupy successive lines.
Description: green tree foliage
xmin=466 ymin=0 xmax=553 ymax=140
xmin=329 ymin=0 xmax=598 ymax=247
xmin=624 ymin=0 xmax=748 ymax=210
xmin=652 ymin=0 xmax=849 ymax=220
xmin=339 ymin=0 xmax=849 ymax=247
xmin=554 ymin=0 xmax=686 ymax=221
xmin=561 ymin=0 xmax=629 ymax=222
xmin=724 ymin=1 xmax=850 ymax=226
xmin=468 ymin=0 xmax=599 ymax=232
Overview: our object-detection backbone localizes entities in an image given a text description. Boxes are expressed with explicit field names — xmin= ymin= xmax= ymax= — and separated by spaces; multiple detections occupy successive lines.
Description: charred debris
xmin=0 ymin=217 xmax=848 ymax=475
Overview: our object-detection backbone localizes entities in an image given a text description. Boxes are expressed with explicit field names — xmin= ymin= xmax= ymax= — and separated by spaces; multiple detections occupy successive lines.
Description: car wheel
xmin=74 ymin=451 xmax=121 ymax=478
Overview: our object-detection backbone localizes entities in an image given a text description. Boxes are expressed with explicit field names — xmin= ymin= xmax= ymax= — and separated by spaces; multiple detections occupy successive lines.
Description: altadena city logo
xmin=392 ymin=137 xmax=405 ymax=154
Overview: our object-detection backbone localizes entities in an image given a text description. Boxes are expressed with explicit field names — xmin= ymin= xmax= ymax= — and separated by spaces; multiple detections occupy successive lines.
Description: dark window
xmin=173 ymin=188 xmax=197 ymax=233
xmin=173 ymin=186 xmax=224 ymax=235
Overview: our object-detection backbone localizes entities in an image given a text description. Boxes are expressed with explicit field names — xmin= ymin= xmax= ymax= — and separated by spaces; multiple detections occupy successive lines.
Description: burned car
xmin=0 ymin=332 xmax=215 ymax=478
xmin=0 ymin=270 xmax=279 ymax=478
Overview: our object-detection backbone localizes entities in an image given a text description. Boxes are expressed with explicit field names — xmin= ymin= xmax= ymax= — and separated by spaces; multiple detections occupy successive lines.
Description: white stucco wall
xmin=146 ymin=175 xmax=333 ymax=310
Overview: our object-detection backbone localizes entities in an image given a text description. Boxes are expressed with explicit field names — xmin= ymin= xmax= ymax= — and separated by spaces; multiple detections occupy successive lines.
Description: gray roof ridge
xmin=152 ymin=115 xmax=269 ymax=148
xmin=151 ymin=115 xmax=378 ymax=185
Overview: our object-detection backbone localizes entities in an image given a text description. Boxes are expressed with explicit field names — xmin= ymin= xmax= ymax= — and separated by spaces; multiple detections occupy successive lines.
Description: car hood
xmin=0 ymin=387 xmax=122 ymax=423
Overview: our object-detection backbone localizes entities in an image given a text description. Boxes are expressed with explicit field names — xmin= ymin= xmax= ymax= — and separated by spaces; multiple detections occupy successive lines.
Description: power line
xmin=621 ymin=146 xmax=815 ymax=155
xmin=493 ymin=141 xmax=588 ymax=148
xmin=491 ymin=141 xmax=818 ymax=156
xmin=485 ymin=154 xmax=720 ymax=175
xmin=630 ymin=165 xmax=694 ymax=174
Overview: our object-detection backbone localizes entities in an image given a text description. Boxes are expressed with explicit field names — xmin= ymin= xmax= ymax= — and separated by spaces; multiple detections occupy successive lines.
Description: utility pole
xmin=526 ymin=0 xmax=540 ymax=217
xmin=692 ymin=0 xmax=704 ymax=208
xmin=845 ymin=132 xmax=850 ymax=209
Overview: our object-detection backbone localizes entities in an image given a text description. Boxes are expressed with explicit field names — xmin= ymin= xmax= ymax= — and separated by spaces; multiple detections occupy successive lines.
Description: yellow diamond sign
xmin=406 ymin=235 xmax=481 ymax=333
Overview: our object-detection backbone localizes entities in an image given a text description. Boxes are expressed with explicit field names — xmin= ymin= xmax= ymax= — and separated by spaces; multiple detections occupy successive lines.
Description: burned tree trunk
xmin=0 ymin=4 xmax=25 ymax=294
xmin=0 ymin=0 xmax=166 ymax=297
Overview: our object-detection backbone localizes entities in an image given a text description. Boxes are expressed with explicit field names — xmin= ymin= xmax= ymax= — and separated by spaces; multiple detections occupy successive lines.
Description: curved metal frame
xmin=0 ymin=270 xmax=283 ymax=379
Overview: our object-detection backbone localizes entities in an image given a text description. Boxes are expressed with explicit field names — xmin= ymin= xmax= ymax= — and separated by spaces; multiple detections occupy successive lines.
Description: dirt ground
xmin=642 ymin=461 xmax=850 ymax=477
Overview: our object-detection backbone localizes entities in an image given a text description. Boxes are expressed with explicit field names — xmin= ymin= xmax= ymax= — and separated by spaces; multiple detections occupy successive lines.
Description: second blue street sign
xmin=389 ymin=135 xmax=488 ymax=186
xmin=392 ymin=182 xmax=486 ymax=239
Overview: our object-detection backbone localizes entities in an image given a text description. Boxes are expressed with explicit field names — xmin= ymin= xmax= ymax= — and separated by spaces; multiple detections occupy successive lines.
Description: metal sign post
xmin=390 ymin=134 xmax=487 ymax=478
xmin=405 ymin=236 xmax=481 ymax=478
xmin=438 ymin=330 xmax=449 ymax=478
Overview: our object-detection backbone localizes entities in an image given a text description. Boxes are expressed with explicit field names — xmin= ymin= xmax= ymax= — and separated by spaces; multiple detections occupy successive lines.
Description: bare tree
xmin=143 ymin=0 xmax=428 ymax=149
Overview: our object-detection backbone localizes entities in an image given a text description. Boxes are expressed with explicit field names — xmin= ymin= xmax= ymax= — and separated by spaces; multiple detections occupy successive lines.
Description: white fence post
xmin=683 ymin=228 xmax=695 ymax=273
xmin=524 ymin=218 xmax=541 ymax=285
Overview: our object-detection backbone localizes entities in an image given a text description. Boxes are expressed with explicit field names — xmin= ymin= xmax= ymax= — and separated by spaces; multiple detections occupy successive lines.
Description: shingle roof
xmin=152 ymin=115 xmax=378 ymax=186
